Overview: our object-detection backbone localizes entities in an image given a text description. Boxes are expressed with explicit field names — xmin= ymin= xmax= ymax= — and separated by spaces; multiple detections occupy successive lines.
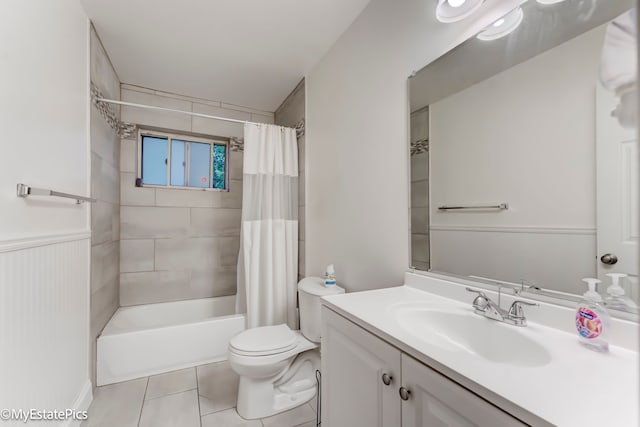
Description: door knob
xmin=600 ymin=253 xmax=618 ymax=265
xmin=381 ymin=373 xmax=393 ymax=386
xmin=399 ymin=387 xmax=411 ymax=401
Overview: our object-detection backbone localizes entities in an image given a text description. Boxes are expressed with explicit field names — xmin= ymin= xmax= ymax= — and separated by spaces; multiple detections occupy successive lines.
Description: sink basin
xmin=394 ymin=306 xmax=551 ymax=367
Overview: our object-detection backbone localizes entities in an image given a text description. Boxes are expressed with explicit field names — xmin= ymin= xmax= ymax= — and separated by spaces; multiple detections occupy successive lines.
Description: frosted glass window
xmin=141 ymin=136 xmax=168 ymax=185
xmin=188 ymin=142 xmax=211 ymax=188
xmin=171 ymin=140 xmax=186 ymax=186
xmin=138 ymin=131 xmax=227 ymax=190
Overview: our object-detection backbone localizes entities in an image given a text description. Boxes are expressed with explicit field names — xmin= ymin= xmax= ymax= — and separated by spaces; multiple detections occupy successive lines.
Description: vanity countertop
xmin=322 ymin=283 xmax=639 ymax=427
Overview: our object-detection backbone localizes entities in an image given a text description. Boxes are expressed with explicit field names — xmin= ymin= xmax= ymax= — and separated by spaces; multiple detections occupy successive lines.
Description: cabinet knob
xmin=399 ymin=387 xmax=411 ymax=401
xmin=381 ymin=373 xmax=393 ymax=386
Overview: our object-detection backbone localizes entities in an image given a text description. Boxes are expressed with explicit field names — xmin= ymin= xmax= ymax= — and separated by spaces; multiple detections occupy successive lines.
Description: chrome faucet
xmin=466 ymin=287 xmax=538 ymax=327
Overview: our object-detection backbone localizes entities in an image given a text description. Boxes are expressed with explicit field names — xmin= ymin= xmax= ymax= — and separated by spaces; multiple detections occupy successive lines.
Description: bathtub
xmin=97 ymin=295 xmax=245 ymax=386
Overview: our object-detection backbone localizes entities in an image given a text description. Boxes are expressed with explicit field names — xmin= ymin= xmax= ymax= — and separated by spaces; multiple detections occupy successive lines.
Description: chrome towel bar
xmin=16 ymin=183 xmax=96 ymax=204
xmin=438 ymin=203 xmax=508 ymax=211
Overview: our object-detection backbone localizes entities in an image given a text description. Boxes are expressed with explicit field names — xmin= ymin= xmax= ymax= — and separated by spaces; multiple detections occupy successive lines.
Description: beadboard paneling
xmin=0 ymin=236 xmax=91 ymax=420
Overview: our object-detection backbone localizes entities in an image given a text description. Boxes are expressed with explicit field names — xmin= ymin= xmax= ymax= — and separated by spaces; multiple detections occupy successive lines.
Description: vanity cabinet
xmin=401 ymin=354 xmax=525 ymax=426
xmin=321 ymin=306 xmax=526 ymax=427
xmin=321 ymin=304 xmax=401 ymax=426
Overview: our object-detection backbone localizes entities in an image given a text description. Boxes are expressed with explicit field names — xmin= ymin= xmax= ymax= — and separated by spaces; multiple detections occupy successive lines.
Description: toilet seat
xmin=229 ymin=324 xmax=298 ymax=357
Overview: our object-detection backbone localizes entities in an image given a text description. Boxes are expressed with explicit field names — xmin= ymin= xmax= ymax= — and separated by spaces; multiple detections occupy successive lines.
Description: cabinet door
xmin=401 ymin=354 xmax=526 ymax=427
xmin=321 ymin=307 xmax=401 ymax=427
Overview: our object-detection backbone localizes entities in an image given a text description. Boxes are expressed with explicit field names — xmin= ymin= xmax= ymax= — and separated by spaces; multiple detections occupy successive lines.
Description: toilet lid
xmin=229 ymin=324 xmax=298 ymax=356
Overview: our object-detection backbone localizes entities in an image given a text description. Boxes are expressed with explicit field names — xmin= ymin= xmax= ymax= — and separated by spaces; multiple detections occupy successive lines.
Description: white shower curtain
xmin=236 ymin=123 xmax=298 ymax=329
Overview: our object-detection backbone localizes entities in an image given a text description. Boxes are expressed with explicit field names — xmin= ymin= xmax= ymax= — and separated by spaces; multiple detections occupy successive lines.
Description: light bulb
xmin=436 ymin=0 xmax=485 ymax=23
xmin=476 ymin=7 xmax=524 ymax=41
xmin=448 ymin=0 xmax=467 ymax=7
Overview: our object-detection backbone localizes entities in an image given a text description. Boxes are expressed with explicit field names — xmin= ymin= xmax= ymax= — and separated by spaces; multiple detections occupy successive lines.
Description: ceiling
xmin=81 ymin=0 xmax=371 ymax=112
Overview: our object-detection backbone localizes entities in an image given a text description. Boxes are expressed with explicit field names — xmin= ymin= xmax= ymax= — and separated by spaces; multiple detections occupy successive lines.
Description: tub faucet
xmin=465 ymin=287 xmax=538 ymax=327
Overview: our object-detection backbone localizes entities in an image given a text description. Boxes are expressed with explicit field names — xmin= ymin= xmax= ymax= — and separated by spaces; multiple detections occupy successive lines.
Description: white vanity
xmin=320 ymin=273 xmax=639 ymax=427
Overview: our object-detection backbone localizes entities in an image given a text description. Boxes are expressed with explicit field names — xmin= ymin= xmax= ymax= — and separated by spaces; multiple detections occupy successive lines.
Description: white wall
xmin=428 ymin=26 xmax=605 ymax=292
xmin=0 ymin=1 xmax=90 ymax=241
xmin=430 ymin=26 xmax=604 ymax=230
xmin=0 ymin=0 xmax=92 ymax=421
xmin=305 ymin=0 xmax=522 ymax=292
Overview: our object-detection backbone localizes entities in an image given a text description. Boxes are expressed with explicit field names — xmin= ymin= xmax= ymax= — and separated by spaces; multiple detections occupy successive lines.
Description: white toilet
xmin=228 ymin=277 xmax=344 ymax=419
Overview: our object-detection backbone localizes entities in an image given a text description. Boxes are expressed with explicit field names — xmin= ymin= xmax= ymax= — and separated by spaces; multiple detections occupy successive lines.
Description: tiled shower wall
xmin=119 ymin=84 xmax=274 ymax=306
xmin=410 ymin=106 xmax=429 ymax=270
xmin=274 ymin=79 xmax=305 ymax=280
xmin=90 ymin=26 xmax=121 ymax=384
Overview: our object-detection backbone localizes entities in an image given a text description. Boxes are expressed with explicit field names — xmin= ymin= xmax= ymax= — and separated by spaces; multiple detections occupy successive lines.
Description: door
xmin=400 ymin=354 xmax=526 ymax=427
xmin=596 ymin=84 xmax=638 ymax=301
xmin=321 ymin=307 xmax=401 ymax=427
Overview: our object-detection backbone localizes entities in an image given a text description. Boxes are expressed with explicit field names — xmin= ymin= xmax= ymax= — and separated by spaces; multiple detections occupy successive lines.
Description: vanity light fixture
xmin=435 ymin=0 xmax=485 ymax=23
xmin=476 ymin=7 xmax=524 ymax=41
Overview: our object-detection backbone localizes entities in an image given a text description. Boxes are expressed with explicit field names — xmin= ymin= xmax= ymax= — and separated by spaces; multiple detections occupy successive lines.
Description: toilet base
xmin=236 ymin=349 xmax=320 ymax=419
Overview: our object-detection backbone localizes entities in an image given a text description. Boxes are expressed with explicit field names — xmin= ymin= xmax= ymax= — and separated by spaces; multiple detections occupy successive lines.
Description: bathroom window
xmin=138 ymin=130 xmax=228 ymax=190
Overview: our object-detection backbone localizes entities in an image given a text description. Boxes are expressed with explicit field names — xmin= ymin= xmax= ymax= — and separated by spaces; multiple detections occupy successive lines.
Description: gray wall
xmin=119 ymin=85 xmax=274 ymax=306
xmin=410 ymin=107 xmax=429 ymax=270
xmin=90 ymin=25 xmax=121 ymax=385
xmin=274 ymin=80 xmax=306 ymax=280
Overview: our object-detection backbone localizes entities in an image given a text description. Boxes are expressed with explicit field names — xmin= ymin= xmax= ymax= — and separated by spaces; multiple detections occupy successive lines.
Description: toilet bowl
xmin=228 ymin=324 xmax=319 ymax=419
xmin=228 ymin=277 xmax=345 ymax=419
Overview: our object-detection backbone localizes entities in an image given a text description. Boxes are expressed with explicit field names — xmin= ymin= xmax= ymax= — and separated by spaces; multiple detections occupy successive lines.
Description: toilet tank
xmin=298 ymin=277 xmax=345 ymax=343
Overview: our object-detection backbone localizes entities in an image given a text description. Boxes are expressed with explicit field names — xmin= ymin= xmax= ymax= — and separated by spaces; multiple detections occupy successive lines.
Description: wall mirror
xmin=409 ymin=0 xmax=639 ymax=316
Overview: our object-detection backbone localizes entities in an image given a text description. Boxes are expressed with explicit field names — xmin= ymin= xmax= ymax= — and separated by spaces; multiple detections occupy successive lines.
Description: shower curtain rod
xmin=96 ymin=98 xmax=273 ymax=127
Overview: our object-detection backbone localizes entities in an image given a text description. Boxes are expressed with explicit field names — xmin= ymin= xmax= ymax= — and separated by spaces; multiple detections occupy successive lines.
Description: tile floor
xmin=82 ymin=361 xmax=318 ymax=427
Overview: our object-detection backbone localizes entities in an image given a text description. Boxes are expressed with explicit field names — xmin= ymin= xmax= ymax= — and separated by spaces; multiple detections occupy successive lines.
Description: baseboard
xmin=60 ymin=380 xmax=93 ymax=427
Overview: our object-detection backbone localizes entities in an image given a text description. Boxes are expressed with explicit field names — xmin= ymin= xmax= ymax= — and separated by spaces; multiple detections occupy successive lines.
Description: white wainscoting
xmin=0 ymin=233 xmax=92 ymax=426
xmin=430 ymin=226 xmax=596 ymax=294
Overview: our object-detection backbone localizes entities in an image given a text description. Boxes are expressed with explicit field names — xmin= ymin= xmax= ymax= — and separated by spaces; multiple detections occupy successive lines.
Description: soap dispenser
xmin=604 ymin=273 xmax=638 ymax=312
xmin=324 ymin=264 xmax=336 ymax=287
xmin=575 ymin=278 xmax=610 ymax=353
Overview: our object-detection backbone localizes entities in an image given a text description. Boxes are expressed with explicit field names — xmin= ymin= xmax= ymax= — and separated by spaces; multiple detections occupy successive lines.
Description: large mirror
xmin=409 ymin=0 xmax=639 ymax=314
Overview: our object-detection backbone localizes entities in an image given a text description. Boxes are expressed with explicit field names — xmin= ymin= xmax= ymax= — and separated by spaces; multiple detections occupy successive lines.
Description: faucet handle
xmin=466 ymin=288 xmax=489 ymax=310
xmin=508 ymin=300 xmax=539 ymax=319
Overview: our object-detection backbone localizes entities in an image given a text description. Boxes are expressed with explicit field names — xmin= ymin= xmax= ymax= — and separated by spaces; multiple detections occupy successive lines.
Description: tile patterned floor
xmin=81 ymin=361 xmax=318 ymax=427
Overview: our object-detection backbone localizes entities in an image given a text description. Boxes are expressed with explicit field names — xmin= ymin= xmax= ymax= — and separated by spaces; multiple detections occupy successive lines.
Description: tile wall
xmin=90 ymin=25 xmax=121 ymax=384
xmin=119 ymin=84 xmax=274 ymax=306
xmin=410 ymin=106 xmax=429 ymax=270
xmin=274 ymin=79 xmax=306 ymax=280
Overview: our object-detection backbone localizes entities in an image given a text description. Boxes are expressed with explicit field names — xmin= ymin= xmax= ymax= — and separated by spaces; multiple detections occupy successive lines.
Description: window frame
xmin=136 ymin=128 xmax=229 ymax=192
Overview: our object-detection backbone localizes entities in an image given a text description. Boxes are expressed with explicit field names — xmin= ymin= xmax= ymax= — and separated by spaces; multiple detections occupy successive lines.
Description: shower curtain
xmin=236 ymin=122 xmax=299 ymax=329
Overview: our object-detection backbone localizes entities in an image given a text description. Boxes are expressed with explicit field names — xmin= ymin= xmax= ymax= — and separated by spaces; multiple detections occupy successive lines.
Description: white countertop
xmin=322 ymin=282 xmax=639 ymax=427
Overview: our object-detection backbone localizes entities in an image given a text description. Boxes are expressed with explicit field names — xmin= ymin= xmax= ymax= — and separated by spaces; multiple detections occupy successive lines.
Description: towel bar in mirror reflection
xmin=437 ymin=203 xmax=508 ymax=211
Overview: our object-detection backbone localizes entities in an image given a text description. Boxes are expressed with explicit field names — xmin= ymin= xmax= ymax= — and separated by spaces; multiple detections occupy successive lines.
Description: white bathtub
xmin=97 ymin=296 xmax=245 ymax=386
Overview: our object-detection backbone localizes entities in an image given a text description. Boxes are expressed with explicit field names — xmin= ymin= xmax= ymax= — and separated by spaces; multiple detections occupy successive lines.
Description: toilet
xmin=228 ymin=277 xmax=345 ymax=419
